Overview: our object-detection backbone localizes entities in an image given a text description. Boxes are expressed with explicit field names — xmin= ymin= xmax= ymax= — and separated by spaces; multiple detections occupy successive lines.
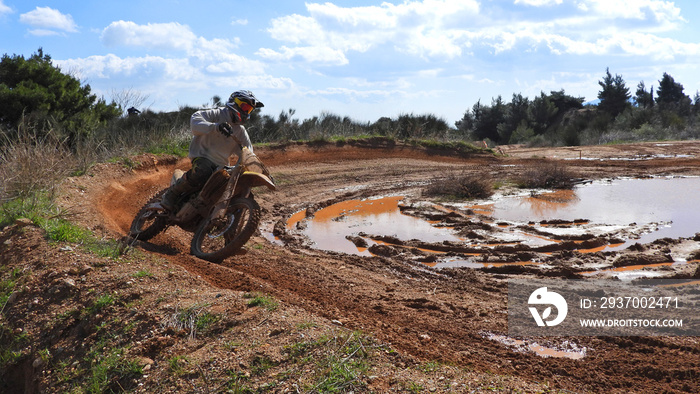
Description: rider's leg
xmin=161 ymin=157 xmax=217 ymax=210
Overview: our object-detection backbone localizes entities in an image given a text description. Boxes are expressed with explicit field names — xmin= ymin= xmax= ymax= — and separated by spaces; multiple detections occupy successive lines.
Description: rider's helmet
xmin=226 ymin=90 xmax=264 ymax=122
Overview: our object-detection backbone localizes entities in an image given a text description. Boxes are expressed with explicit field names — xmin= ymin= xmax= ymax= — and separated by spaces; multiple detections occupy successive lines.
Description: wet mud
xmin=82 ymin=140 xmax=700 ymax=393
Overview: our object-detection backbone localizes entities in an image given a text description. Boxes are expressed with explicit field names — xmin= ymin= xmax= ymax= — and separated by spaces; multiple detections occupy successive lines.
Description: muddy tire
xmin=129 ymin=188 xmax=169 ymax=241
xmin=190 ymin=197 xmax=261 ymax=263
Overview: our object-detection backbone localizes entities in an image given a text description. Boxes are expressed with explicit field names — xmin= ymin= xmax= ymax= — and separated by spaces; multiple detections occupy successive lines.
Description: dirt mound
xmin=3 ymin=140 xmax=700 ymax=392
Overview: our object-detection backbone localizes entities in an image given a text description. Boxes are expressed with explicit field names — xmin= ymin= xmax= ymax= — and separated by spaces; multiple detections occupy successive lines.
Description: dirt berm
xmin=2 ymin=139 xmax=700 ymax=393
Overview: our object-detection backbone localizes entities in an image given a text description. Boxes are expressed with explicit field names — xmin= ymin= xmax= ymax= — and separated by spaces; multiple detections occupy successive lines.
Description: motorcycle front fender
xmin=235 ymin=172 xmax=276 ymax=194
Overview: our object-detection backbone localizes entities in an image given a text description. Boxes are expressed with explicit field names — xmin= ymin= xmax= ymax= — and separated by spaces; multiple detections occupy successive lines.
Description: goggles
xmin=234 ymin=97 xmax=255 ymax=114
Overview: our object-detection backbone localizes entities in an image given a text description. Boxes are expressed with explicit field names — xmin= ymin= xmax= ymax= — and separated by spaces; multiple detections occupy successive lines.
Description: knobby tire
xmin=129 ymin=188 xmax=169 ymax=241
xmin=190 ymin=197 xmax=261 ymax=263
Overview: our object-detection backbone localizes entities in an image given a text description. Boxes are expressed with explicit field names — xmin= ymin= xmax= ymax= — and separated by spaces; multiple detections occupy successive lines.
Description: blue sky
xmin=1 ymin=0 xmax=699 ymax=125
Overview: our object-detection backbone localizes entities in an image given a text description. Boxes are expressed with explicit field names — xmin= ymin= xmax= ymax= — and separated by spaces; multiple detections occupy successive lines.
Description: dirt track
xmin=91 ymin=140 xmax=700 ymax=393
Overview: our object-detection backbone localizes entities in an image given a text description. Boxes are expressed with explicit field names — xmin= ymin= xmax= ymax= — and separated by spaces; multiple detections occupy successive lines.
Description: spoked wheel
xmin=190 ymin=197 xmax=261 ymax=263
xmin=129 ymin=188 xmax=169 ymax=241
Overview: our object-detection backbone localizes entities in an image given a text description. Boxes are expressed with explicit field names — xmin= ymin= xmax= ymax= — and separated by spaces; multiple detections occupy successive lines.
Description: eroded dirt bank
xmin=37 ymin=141 xmax=700 ymax=391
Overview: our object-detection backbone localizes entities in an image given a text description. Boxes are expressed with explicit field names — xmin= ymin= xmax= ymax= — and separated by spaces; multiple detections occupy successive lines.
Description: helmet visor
xmin=234 ymin=97 xmax=255 ymax=114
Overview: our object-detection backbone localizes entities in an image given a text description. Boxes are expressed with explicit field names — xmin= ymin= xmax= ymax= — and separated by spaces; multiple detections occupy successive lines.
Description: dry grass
xmin=519 ymin=162 xmax=576 ymax=189
xmin=423 ymin=172 xmax=494 ymax=200
xmin=0 ymin=135 xmax=75 ymax=204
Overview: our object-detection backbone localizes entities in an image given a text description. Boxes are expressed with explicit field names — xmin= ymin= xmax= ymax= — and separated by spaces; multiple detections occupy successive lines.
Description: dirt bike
xmin=128 ymin=147 xmax=275 ymax=263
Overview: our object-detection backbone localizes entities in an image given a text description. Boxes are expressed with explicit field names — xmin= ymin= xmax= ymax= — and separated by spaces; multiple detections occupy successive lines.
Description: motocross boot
xmin=160 ymin=176 xmax=197 ymax=211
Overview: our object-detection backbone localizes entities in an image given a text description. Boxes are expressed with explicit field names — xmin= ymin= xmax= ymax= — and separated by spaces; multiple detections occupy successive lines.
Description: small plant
xmin=0 ymin=267 xmax=22 ymax=313
xmin=85 ymin=346 xmax=142 ymax=393
xmin=0 ymin=325 xmax=28 ymax=368
xmin=107 ymin=156 xmax=137 ymax=170
xmin=250 ymin=355 xmax=277 ymax=376
xmin=296 ymin=321 xmax=318 ymax=330
xmin=168 ymin=355 xmax=189 ymax=375
xmin=420 ymin=360 xmax=440 ymax=373
xmin=83 ymin=293 xmax=116 ymax=318
xmin=225 ymin=369 xmax=252 ymax=393
xmin=163 ymin=303 xmax=218 ymax=338
xmin=223 ymin=340 xmax=242 ymax=351
xmin=311 ymin=331 xmax=371 ymax=392
xmin=243 ymin=292 xmax=278 ymax=311
xmin=195 ymin=311 xmax=219 ymax=333
xmin=133 ymin=269 xmax=153 ymax=278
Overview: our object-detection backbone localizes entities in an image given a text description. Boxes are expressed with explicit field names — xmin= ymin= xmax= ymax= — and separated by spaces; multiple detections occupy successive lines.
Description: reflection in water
xmin=289 ymin=196 xmax=459 ymax=256
xmin=491 ymin=177 xmax=700 ymax=247
xmin=286 ymin=178 xmax=700 ymax=269
xmin=523 ymin=189 xmax=579 ymax=217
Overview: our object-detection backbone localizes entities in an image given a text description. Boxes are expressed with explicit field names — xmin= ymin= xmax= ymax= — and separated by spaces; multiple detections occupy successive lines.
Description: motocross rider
xmin=160 ymin=90 xmax=264 ymax=211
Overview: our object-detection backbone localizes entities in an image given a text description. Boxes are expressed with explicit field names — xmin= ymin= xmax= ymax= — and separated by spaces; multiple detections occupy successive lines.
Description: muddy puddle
xmin=286 ymin=177 xmax=700 ymax=274
xmin=488 ymin=177 xmax=700 ymax=247
xmin=286 ymin=196 xmax=460 ymax=256
xmin=483 ymin=333 xmax=587 ymax=360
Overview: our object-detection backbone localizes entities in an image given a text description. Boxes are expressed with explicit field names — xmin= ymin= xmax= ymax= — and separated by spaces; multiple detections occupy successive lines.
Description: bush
xmin=423 ymin=172 xmax=493 ymax=200
xmin=519 ymin=162 xmax=576 ymax=189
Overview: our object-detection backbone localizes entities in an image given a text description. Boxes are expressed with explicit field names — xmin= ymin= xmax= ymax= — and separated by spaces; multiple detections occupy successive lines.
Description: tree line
xmin=455 ymin=68 xmax=700 ymax=146
xmin=2 ymin=49 xmax=700 ymax=154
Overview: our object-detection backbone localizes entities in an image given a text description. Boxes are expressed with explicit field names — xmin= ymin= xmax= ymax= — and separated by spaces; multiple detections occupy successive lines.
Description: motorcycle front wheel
xmin=129 ymin=188 xmax=169 ymax=241
xmin=190 ymin=197 xmax=261 ymax=263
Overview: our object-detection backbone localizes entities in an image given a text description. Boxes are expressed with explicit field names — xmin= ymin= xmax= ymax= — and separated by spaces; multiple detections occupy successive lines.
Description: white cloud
xmin=232 ymin=19 xmax=248 ymax=26
xmin=99 ymin=21 xmax=258 ymax=72
xmin=262 ymin=0 xmax=481 ymax=63
xmin=101 ymin=21 xmax=198 ymax=51
xmin=19 ymin=7 xmax=77 ymax=34
xmin=580 ymin=0 xmax=684 ymax=25
xmin=57 ymin=54 xmax=195 ymax=80
xmin=256 ymin=46 xmax=348 ymax=66
xmin=514 ymin=0 xmax=563 ymax=6
xmin=261 ymin=0 xmax=691 ymax=66
xmin=0 ymin=0 xmax=12 ymax=15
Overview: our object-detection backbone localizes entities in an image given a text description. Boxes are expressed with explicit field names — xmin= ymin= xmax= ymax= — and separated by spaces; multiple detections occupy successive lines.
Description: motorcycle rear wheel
xmin=190 ymin=197 xmax=261 ymax=263
xmin=129 ymin=188 xmax=169 ymax=241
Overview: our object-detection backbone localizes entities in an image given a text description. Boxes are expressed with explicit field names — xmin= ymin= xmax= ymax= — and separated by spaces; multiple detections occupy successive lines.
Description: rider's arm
xmin=190 ymin=109 xmax=219 ymax=136
xmin=232 ymin=126 xmax=254 ymax=153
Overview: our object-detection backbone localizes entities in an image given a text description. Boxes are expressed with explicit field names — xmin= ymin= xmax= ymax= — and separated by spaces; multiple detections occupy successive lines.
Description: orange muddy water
xmin=289 ymin=177 xmax=700 ymax=267
xmin=288 ymin=196 xmax=459 ymax=256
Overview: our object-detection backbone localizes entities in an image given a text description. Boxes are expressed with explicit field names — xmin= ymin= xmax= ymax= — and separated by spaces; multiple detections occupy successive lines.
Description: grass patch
xmin=284 ymin=330 xmax=375 ymax=392
xmin=243 ymin=292 xmax=278 ymax=311
xmin=107 ymin=156 xmax=138 ymax=171
xmin=146 ymin=136 xmax=190 ymax=157
xmin=82 ymin=293 xmax=116 ymax=318
xmin=0 ymin=267 xmax=28 ymax=368
xmin=167 ymin=355 xmax=190 ymax=376
xmin=132 ymin=269 xmax=153 ymax=278
xmin=0 ymin=190 xmax=127 ymax=259
xmin=85 ymin=343 xmax=142 ymax=393
xmin=163 ymin=303 xmax=220 ymax=338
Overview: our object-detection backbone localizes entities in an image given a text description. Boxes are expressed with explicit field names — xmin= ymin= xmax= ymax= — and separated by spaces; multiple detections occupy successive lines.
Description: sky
xmin=1 ymin=0 xmax=699 ymax=125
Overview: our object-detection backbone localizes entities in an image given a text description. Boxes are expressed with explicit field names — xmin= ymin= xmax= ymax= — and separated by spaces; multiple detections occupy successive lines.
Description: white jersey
xmin=188 ymin=107 xmax=253 ymax=167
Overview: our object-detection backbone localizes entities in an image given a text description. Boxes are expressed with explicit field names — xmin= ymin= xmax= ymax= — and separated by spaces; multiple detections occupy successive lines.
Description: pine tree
xmin=597 ymin=68 xmax=631 ymax=117
xmin=0 ymin=48 xmax=120 ymax=144
xmin=656 ymin=72 xmax=688 ymax=105
xmin=634 ymin=81 xmax=653 ymax=108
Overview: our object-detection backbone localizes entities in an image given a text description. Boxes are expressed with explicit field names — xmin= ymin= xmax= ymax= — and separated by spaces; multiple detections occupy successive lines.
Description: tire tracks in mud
xmin=90 ymin=143 xmax=700 ymax=393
